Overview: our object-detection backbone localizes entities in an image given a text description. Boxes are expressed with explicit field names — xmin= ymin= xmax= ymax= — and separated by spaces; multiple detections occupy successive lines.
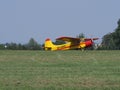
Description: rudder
xmin=44 ymin=38 xmax=55 ymax=50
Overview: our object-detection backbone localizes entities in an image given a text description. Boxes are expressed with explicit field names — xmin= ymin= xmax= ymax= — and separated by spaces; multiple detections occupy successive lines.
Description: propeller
xmin=91 ymin=38 xmax=99 ymax=49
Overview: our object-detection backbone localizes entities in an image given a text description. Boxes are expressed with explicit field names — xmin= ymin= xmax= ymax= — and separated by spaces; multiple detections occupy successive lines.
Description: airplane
xmin=44 ymin=36 xmax=99 ymax=51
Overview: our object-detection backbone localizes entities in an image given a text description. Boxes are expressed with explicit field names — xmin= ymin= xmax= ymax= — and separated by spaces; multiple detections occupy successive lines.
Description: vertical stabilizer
xmin=44 ymin=38 xmax=56 ymax=50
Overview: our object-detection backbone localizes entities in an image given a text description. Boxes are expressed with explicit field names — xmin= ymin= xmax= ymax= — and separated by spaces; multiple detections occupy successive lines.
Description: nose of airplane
xmin=85 ymin=40 xmax=92 ymax=47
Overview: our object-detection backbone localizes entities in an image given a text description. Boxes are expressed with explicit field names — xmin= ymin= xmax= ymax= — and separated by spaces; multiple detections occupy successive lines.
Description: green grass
xmin=0 ymin=50 xmax=120 ymax=90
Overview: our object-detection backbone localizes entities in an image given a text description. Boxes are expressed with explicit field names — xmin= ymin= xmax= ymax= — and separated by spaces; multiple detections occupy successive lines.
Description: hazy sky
xmin=0 ymin=0 xmax=120 ymax=44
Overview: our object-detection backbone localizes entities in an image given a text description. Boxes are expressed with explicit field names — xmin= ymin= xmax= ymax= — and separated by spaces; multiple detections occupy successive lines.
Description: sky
xmin=0 ymin=0 xmax=120 ymax=44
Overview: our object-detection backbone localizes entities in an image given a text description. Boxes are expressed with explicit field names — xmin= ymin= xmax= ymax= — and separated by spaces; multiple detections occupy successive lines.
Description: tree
xmin=7 ymin=42 xmax=18 ymax=50
xmin=113 ymin=19 xmax=120 ymax=49
xmin=102 ymin=33 xmax=116 ymax=49
xmin=0 ymin=44 xmax=5 ymax=50
xmin=76 ymin=33 xmax=85 ymax=38
xmin=26 ymin=38 xmax=42 ymax=50
xmin=101 ymin=19 xmax=120 ymax=50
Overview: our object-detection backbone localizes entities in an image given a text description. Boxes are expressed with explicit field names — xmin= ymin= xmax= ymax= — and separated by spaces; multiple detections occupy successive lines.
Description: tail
xmin=44 ymin=38 xmax=56 ymax=51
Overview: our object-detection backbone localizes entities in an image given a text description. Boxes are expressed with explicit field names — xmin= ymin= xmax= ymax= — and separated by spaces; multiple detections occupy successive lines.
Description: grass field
xmin=0 ymin=50 xmax=120 ymax=90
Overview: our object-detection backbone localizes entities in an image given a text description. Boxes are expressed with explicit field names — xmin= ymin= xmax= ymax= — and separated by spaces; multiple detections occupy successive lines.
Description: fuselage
xmin=44 ymin=38 xmax=93 ymax=51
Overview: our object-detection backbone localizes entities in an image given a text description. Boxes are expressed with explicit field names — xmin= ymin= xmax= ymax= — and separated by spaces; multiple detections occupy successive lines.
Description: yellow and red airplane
xmin=44 ymin=36 xmax=98 ymax=51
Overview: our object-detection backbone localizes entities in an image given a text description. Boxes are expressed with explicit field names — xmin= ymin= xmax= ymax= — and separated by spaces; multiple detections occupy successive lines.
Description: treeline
xmin=0 ymin=38 xmax=43 ymax=50
xmin=0 ymin=19 xmax=120 ymax=50
xmin=100 ymin=19 xmax=120 ymax=50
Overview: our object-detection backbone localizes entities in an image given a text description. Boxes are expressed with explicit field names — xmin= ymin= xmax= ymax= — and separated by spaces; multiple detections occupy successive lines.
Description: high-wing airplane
xmin=44 ymin=36 xmax=99 ymax=51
